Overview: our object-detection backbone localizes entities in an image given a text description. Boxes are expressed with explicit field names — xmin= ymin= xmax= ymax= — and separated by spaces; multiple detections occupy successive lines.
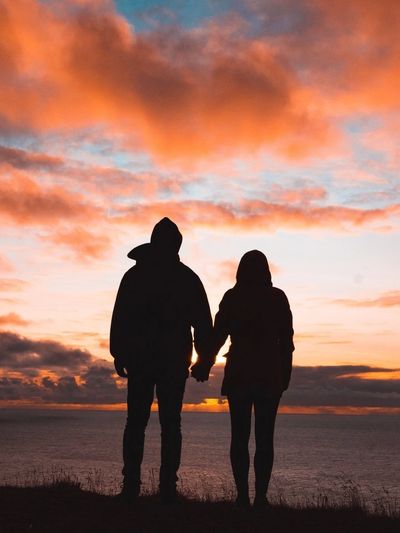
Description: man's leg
xmin=156 ymin=379 xmax=186 ymax=500
xmin=122 ymin=378 xmax=154 ymax=496
xmin=227 ymin=393 xmax=253 ymax=505
xmin=253 ymin=395 xmax=280 ymax=504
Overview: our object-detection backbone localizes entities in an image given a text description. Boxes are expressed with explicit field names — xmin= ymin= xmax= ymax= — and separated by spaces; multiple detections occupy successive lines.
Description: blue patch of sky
xmin=242 ymin=0 xmax=314 ymax=38
xmin=182 ymin=174 xmax=224 ymax=201
xmin=114 ymin=0 xmax=233 ymax=31
xmin=0 ymin=133 xmax=38 ymax=152
xmin=114 ymin=0 xmax=310 ymax=39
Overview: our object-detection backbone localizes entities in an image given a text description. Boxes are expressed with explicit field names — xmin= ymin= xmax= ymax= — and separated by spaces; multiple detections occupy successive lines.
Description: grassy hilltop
xmin=0 ymin=480 xmax=399 ymax=533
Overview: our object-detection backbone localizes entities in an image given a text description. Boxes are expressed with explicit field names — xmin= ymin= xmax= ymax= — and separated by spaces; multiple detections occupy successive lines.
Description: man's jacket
xmin=110 ymin=221 xmax=213 ymax=380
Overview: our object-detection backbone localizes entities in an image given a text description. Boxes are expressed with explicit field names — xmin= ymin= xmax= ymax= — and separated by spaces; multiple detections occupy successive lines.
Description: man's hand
xmin=114 ymin=358 xmax=128 ymax=378
xmin=191 ymin=362 xmax=211 ymax=382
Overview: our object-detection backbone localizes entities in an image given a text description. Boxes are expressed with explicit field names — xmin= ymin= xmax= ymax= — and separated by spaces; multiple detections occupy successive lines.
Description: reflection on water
xmin=0 ymin=410 xmax=399 ymax=505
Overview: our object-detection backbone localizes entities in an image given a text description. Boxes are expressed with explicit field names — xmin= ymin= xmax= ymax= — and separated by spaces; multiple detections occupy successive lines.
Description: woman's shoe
xmin=253 ymin=495 xmax=270 ymax=509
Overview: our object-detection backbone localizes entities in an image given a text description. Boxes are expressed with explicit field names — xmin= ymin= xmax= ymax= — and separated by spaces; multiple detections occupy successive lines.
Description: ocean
xmin=0 ymin=409 xmax=399 ymax=506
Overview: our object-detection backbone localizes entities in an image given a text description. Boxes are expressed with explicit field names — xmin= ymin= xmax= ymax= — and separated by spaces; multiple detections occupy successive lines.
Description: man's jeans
xmin=122 ymin=377 xmax=186 ymax=493
xmin=227 ymin=393 xmax=281 ymax=498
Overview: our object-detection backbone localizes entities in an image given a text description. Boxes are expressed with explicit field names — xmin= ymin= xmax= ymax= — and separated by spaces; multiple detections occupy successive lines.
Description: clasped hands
xmin=190 ymin=362 xmax=211 ymax=382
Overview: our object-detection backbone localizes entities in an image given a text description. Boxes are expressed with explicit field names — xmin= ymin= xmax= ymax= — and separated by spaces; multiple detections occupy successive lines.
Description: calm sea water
xmin=0 ymin=410 xmax=399 ymax=505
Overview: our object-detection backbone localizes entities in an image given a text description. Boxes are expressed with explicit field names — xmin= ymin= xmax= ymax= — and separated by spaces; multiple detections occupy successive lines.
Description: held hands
xmin=190 ymin=362 xmax=211 ymax=382
xmin=114 ymin=358 xmax=128 ymax=378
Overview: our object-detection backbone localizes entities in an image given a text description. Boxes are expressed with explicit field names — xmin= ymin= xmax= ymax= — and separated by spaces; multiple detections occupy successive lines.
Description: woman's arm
xmin=277 ymin=290 xmax=295 ymax=390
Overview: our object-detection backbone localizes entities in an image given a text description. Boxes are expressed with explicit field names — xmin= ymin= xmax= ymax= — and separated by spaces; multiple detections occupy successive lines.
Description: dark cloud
xmin=1 ymin=330 xmax=398 ymax=408
xmin=0 ymin=364 xmax=124 ymax=404
xmin=37 ymin=363 xmax=125 ymax=404
xmin=282 ymin=365 xmax=400 ymax=408
xmin=0 ymin=331 xmax=124 ymax=404
xmin=0 ymin=331 xmax=92 ymax=373
xmin=185 ymin=364 xmax=400 ymax=408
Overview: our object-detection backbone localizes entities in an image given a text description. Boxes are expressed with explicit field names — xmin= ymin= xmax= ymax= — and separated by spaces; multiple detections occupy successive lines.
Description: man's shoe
xmin=235 ymin=494 xmax=251 ymax=508
xmin=115 ymin=484 xmax=140 ymax=503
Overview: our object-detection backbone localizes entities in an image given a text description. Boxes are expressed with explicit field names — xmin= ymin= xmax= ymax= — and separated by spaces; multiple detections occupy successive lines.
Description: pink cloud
xmin=218 ymin=258 xmax=280 ymax=283
xmin=0 ymin=254 xmax=14 ymax=273
xmin=0 ymin=171 xmax=100 ymax=226
xmin=116 ymin=199 xmax=400 ymax=232
xmin=0 ymin=278 xmax=28 ymax=292
xmin=42 ymin=226 xmax=112 ymax=260
xmin=267 ymin=185 xmax=327 ymax=204
xmin=333 ymin=290 xmax=400 ymax=308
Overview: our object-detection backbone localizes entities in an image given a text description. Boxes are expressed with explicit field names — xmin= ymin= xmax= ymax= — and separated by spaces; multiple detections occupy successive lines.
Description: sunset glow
xmin=0 ymin=0 xmax=399 ymax=413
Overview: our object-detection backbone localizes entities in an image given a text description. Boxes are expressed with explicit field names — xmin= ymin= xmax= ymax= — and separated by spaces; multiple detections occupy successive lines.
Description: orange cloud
xmin=0 ymin=145 xmax=63 ymax=171
xmin=1 ymin=0 xmax=400 ymax=164
xmin=0 ymin=170 xmax=113 ymax=259
xmin=43 ymin=226 xmax=112 ymax=260
xmin=0 ymin=0 xmax=337 ymax=161
xmin=116 ymin=199 xmax=400 ymax=232
xmin=0 ymin=312 xmax=30 ymax=326
xmin=333 ymin=290 xmax=400 ymax=308
xmin=0 ymin=170 xmax=100 ymax=226
xmin=273 ymin=0 xmax=400 ymax=116
xmin=0 ymin=143 xmax=189 ymax=205
xmin=338 ymin=370 xmax=400 ymax=381
xmin=278 ymin=406 xmax=400 ymax=415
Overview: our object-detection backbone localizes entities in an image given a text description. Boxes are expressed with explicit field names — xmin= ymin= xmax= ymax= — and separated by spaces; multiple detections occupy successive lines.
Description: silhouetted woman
xmin=213 ymin=250 xmax=294 ymax=507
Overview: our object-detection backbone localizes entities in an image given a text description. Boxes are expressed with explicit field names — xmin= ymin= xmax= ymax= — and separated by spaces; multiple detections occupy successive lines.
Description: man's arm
xmin=110 ymin=272 xmax=131 ymax=378
xmin=190 ymin=276 xmax=214 ymax=381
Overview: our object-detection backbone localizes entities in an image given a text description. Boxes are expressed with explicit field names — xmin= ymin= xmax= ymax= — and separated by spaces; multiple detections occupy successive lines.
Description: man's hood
xmin=127 ymin=218 xmax=182 ymax=261
xmin=127 ymin=243 xmax=152 ymax=262
xmin=150 ymin=217 xmax=182 ymax=254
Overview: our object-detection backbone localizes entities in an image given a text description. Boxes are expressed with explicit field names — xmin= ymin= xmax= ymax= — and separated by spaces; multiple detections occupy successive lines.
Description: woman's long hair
xmin=235 ymin=250 xmax=272 ymax=288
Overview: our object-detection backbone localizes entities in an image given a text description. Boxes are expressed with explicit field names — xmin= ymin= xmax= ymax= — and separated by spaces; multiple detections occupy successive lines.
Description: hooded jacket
xmin=110 ymin=218 xmax=213 ymax=379
xmin=213 ymin=250 xmax=294 ymax=395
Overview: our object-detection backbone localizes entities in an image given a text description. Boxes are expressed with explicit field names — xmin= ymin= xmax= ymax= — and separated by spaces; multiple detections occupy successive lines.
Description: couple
xmin=110 ymin=218 xmax=294 ymax=507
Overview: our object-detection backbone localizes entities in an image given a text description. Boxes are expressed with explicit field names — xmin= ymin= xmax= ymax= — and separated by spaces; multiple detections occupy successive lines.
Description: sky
xmin=0 ymin=0 xmax=399 ymax=413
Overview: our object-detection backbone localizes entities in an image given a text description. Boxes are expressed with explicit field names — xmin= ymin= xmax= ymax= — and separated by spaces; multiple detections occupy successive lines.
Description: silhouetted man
xmin=110 ymin=218 xmax=213 ymax=501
